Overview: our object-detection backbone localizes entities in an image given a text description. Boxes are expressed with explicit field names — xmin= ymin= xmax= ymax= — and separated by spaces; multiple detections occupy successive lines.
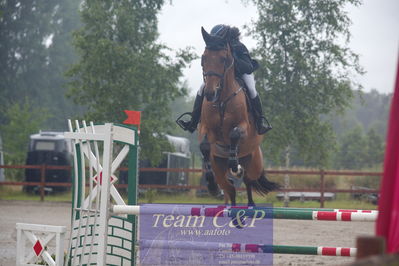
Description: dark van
xmin=24 ymin=131 xmax=72 ymax=193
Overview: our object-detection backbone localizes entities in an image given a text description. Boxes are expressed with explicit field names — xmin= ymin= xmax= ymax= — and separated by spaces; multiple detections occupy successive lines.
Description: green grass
xmin=0 ymin=186 xmax=377 ymax=210
xmin=137 ymin=190 xmax=377 ymax=210
xmin=0 ymin=186 xmax=72 ymax=202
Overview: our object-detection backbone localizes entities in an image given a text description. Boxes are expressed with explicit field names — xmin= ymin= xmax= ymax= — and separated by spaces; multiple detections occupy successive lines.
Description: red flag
xmin=376 ymin=58 xmax=399 ymax=253
xmin=123 ymin=110 xmax=141 ymax=126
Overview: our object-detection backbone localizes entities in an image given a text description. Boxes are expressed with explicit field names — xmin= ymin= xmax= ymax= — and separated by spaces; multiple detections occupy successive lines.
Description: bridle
xmin=202 ymin=46 xmax=235 ymax=98
xmin=202 ymin=45 xmax=243 ymax=127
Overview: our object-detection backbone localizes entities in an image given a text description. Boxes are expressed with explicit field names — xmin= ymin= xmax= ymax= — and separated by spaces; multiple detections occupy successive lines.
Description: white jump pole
xmin=111 ymin=205 xmax=378 ymax=222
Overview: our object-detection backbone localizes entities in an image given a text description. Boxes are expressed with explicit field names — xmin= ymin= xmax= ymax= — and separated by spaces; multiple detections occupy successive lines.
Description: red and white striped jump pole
xmin=112 ymin=205 xmax=377 ymax=222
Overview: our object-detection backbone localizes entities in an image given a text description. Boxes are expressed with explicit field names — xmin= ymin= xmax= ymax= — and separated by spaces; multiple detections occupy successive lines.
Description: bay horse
xmin=198 ymin=27 xmax=279 ymax=206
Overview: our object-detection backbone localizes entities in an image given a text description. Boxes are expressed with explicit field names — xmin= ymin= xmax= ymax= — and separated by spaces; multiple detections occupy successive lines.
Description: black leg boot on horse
xmin=228 ymin=127 xmax=243 ymax=177
xmin=176 ymin=94 xmax=203 ymax=133
xmin=250 ymin=95 xmax=272 ymax=135
xmin=199 ymin=135 xmax=220 ymax=197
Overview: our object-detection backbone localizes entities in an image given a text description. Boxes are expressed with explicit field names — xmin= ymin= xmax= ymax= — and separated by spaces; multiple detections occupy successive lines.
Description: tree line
xmin=0 ymin=0 xmax=388 ymax=172
xmin=330 ymin=90 xmax=388 ymax=170
xmin=171 ymin=89 xmax=389 ymax=170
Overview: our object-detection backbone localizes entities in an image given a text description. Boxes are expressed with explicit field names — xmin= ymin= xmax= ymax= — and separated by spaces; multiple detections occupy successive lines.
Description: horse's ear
xmin=201 ymin=27 xmax=211 ymax=45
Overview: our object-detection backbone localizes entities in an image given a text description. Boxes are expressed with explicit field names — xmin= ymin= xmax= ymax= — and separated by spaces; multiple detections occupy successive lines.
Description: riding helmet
xmin=211 ymin=24 xmax=240 ymax=41
xmin=210 ymin=24 xmax=228 ymax=37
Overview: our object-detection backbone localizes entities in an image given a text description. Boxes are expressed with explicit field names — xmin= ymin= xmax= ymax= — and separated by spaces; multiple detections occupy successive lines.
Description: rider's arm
xmin=231 ymin=41 xmax=258 ymax=75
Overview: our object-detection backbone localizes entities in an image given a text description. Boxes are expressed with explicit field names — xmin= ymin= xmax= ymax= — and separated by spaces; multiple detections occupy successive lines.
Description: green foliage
xmin=249 ymin=0 xmax=363 ymax=167
xmin=0 ymin=0 xmax=81 ymax=130
xmin=364 ymin=128 xmax=384 ymax=167
xmin=45 ymin=0 xmax=83 ymax=129
xmin=144 ymin=189 xmax=157 ymax=203
xmin=327 ymin=90 xmax=389 ymax=170
xmin=330 ymin=90 xmax=391 ymax=139
xmin=335 ymin=125 xmax=367 ymax=169
xmin=67 ymin=0 xmax=195 ymax=165
xmin=352 ymin=174 xmax=381 ymax=190
xmin=0 ymin=100 xmax=48 ymax=180
xmin=334 ymin=125 xmax=384 ymax=169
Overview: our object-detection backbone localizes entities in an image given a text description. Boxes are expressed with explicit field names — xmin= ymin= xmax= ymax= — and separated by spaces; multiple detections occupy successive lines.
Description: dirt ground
xmin=0 ymin=200 xmax=374 ymax=266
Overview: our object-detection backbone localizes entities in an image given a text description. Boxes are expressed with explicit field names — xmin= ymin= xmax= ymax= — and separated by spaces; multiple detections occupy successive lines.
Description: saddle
xmin=235 ymin=77 xmax=255 ymax=117
xmin=175 ymin=77 xmax=272 ymax=133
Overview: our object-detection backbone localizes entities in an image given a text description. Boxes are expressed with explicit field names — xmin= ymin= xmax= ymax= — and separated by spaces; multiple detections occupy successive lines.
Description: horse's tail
xmin=250 ymin=171 xmax=280 ymax=196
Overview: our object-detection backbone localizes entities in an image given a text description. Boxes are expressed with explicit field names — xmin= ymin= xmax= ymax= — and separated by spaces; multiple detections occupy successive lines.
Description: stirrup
xmin=258 ymin=116 xmax=272 ymax=134
xmin=176 ymin=112 xmax=193 ymax=130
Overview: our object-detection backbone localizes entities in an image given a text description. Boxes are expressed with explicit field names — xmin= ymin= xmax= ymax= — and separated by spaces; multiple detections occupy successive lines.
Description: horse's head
xmin=201 ymin=27 xmax=234 ymax=103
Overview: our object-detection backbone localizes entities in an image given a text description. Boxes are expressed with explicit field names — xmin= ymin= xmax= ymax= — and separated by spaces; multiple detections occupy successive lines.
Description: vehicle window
xmin=35 ymin=141 xmax=56 ymax=151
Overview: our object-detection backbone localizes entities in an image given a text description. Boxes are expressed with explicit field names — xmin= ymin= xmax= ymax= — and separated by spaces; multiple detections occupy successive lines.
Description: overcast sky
xmin=158 ymin=0 xmax=398 ymax=96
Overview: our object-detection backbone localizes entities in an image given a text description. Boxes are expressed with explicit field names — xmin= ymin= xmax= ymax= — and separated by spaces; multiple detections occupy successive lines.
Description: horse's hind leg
xmin=243 ymin=176 xmax=255 ymax=206
xmin=199 ymin=135 xmax=219 ymax=196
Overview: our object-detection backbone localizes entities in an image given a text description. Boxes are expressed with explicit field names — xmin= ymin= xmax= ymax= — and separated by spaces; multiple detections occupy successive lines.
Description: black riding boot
xmin=250 ymin=95 xmax=272 ymax=135
xmin=178 ymin=94 xmax=203 ymax=133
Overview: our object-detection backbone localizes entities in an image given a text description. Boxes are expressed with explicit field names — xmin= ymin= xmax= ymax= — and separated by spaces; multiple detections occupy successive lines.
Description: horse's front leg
xmin=199 ymin=134 xmax=219 ymax=196
xmin=212 ymin=156 xmax=236 ymax=206
xmin=228 ymin=126 xmax=244 ymax=173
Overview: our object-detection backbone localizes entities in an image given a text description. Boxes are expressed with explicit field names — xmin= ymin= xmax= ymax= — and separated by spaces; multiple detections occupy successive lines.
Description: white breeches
xmin=242 ymin=73 xmax=257 ymax=99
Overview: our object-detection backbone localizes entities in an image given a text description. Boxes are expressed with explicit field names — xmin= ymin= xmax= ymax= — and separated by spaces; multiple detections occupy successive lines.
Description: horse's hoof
xmin=207 ymin=184 xmax=219 ymax=197
xmin=248 ymin=202 xmax=256 ymax=207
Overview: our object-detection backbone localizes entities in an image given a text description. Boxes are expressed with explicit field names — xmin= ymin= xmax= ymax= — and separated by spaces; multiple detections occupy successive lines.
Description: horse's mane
xmin=205 ymin=25 xmax=241 ymax=51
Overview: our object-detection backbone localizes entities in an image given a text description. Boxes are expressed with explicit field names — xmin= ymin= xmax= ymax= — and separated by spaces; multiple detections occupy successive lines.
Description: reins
xmin=214 ymin=87 xmax=243 ymax=128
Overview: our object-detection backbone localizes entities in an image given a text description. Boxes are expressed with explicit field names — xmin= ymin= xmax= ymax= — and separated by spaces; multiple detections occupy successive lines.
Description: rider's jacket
xmin=230 ymin=38 xmax=259 ymax=77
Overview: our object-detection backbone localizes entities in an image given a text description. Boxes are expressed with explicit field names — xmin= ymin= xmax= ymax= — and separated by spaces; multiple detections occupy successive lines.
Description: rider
xmin=177 ymin=24 xmax=271 ymax=135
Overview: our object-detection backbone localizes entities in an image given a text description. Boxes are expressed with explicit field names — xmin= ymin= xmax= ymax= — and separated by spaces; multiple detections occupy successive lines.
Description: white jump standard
xmin=64 ymin=121 xmax=139 ymax=266
xmin=16 ymin=223 xmax=66 ymax=266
